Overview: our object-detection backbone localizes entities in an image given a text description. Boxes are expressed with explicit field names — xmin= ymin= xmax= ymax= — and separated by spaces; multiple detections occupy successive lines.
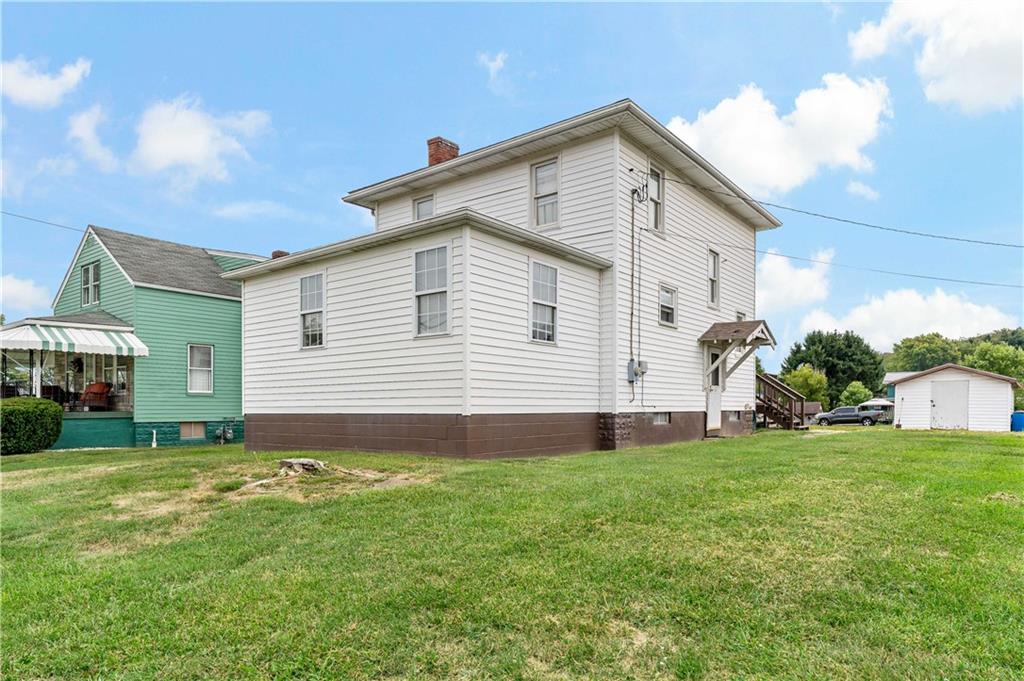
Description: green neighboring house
xmin=0 ymin=226 xmax=265 ymax=449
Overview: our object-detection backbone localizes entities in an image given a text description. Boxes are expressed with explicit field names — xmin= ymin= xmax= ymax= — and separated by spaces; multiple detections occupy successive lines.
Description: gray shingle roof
xmin=28 ymin=310 xmax=131 ymax=328
xmin=90 ymin=226 xmax=244 ymax=298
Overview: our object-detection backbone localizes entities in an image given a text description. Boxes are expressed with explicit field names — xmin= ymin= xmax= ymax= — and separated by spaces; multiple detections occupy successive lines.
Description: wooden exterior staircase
xmin=756 ymin=373 xmax=809 ymax=430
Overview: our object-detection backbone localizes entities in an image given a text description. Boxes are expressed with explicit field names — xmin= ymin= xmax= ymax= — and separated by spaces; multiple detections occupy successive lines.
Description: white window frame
xmin=736 ymin=311 xmax=746 ymax=322
xmin=658 ymin=283 xmax=677 ymax=328
xmin=647 ymin=165 xmax=665 ymax=235
xmin=180 ymin=421 xmax=206 ymax=440
xmin=187 ymin=344 xmax=214 ymax=394
xmin=707 ymin=248 xmax=720 ymax=309
xmin=528 ymin=258 xmax=558 ymax=344
xmin=81 ymin=261 xmax=100 ymax=306
xmin=413 ymin=194 xmax=435 ymax=221
xmin=412 ymin=243 xmax=452 ymax=338
xmin=298 ymin=272 xmax=326 ymax=349
xmin=530 ymin=157 xmax=560 ymax=230
xmin=652 ymin=412 xmax=671 ymax=425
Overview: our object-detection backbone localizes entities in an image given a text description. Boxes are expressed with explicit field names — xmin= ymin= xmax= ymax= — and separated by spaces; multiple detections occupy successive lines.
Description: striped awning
xmin=0 ymin=323 xmax=149 ymax=357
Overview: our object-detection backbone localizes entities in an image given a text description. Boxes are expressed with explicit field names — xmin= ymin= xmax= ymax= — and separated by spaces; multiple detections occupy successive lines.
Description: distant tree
xmin=838 ymin=381 xmax=873 ymax=406
xmin=957 ymin=327 xmax=1024 ymax=355
xmin=755 ymin=355 xmax=765 ymax=376
xmin=781 ymin=330 xmax=884 ymax=407
xmin=963 ymin=342 xmax=1024 ymax=410
xmin=781 ymin=364 xmax=829 ymax=409
xmin=889 ymin=333 xmax=961 ymax=371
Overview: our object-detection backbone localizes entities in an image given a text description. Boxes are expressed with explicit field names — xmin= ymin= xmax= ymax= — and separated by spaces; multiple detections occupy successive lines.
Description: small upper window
xmin=648 ymin=168 xmax=664 ymax=233
xmin=414 ymin=246 xmax=448 ymax=336
xmin=414 ymin=195 xmax=434 ymax=220
xmin=707 ymin=249 xmax=720 ymax=307
xmin=187 ymin=344 xmax=214 ymax=393
xmin=81 ymin=262 xmax=100 ymax=306
xmin=530 ymin=261 xmax=558 ymax=343
xmin=532 ymin=160 xmax=558 ymax=227
xmin=736 ymin=311 xmax=746 ymax=322
xmin=300 ymin=274 xmax=324 ymax=348
xmin=659 ymin=284 xmax=677 ymax=326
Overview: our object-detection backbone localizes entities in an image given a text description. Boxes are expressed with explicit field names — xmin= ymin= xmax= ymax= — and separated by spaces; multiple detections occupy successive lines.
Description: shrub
xmin=1 ymin=398 xmax=63 ymax=455
xmin=838 ymin=381 xmax=873 ymax=407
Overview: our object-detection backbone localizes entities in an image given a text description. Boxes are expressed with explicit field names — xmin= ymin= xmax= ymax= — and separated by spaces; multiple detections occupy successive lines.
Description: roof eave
xmin=222 ymin=208 xmax=612 ymax=281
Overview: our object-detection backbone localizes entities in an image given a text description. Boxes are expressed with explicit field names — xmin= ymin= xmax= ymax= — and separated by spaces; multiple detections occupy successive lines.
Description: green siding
xmin=133 ymin=287 xmax=243 ymax=422
xmin=53 ymin=234 xmax=135 ymax=323
xmin=52 ymin=414 xmax=134 ymax=449
xmin=211 ymin=254 xmax=263 ymax=272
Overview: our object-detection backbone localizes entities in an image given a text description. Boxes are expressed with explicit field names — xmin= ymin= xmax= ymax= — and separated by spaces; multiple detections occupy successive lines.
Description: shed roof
xmin=698 ymin=320 xmax=776 ymax=346
xmin=883 ymin=371 xmax=918 ymax=385
xmin=9 ymin=310 xmax=132 ymax=329
xmin=890 ymin=363 xmax=1021 ymax=389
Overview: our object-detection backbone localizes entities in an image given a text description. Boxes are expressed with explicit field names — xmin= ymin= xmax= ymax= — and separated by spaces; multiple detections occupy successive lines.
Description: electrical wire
xmin=627 ymin=169 xmax=1024 ymax=249
xmin=1 ymin=211 xmax=85 ymax=233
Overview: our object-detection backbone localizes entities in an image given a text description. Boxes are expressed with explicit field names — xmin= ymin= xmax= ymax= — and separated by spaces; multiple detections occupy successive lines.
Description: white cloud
xmin=799 ymin=287 xmax=1018 ymax=351
xmin=1 ymin=274 xmax=51 ymax=313
xmin=667 ymin=73 xmax=891 ymax=196
xmin=68 ymin=104 xmax=120 ymax=172
xmin=130 ymin=95 xmax=270 ymax=191
xmin=1 ymin=56 xmax=91 ymax=109
xmin=477 ymin=51 xmax=513 ymax=97
xmin=756 ymin=248 xmax=834 ymax=315
xmin=846 ymin=180 xmax=880 ymax=201
xmin=1 ymin=156 xmax=77 ymax=199
xmin=214 ymin=200 xmax=301 ymax=221
xmin=849 ymin=1 xmax=1023 ymax=114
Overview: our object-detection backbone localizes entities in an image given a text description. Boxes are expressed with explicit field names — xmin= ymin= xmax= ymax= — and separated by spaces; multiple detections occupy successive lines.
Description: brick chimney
xmin=271 ymin=249 xmax=290 ymax=259
xmin=427 ymin=136 xmax=459 ymax=166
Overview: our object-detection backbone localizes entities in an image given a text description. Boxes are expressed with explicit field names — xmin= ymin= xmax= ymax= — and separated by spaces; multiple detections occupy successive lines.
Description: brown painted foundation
xmin=245 ymin=410 xmax=754 ymax=458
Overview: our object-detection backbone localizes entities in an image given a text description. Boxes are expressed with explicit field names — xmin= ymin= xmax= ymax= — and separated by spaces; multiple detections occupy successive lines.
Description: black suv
xmin=813 ymin=406 xmax=882 ymax=426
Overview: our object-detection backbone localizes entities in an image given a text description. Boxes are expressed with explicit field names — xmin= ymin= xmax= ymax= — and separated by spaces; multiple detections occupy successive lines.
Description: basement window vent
xmin=652 ymin=412 xmax=671 ymax=425
xmin=180 ymin=422 xmax=206 ymax=440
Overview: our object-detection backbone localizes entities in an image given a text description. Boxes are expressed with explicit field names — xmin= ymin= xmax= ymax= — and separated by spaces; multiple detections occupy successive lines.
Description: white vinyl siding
xmin=616 ymin=135 xmax=758 ymax=413
xmin=414 ymin=246 xmax=450 ymax=336
xmin=187 ymin=344 xmax=214 ymax=394
xmin=299 ymin=273 xmax=324 ymax=348
xmin=242 ymin=229 xmax=465 ymax=414
xmin=530 ymin=261 xmax=558 ymax=343
xmin=467 ymin=231 xmax=601 ymax=412
xmin=532 ymin=159 xmax=559 ymax=228
xmin=81 ymin=261 xmax=100 ymax=306
xmin=894 ymin=368 xmax=1015 ymax=432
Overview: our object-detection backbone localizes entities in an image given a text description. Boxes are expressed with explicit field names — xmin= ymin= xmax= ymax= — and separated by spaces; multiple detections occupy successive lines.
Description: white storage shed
xmin=892 ymin=364 xmax=1020 ymax=432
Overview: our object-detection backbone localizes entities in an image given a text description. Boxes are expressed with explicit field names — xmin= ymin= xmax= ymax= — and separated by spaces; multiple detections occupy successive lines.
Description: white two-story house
xmin=225 ymin=100 xmax=780 ymax=457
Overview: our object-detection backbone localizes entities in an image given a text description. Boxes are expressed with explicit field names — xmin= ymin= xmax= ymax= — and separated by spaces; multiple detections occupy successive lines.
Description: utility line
xmin=4 ymin=207 xmax=1021 ymax=289
xmin=632 ymin=169 xmax=1024 ymax=249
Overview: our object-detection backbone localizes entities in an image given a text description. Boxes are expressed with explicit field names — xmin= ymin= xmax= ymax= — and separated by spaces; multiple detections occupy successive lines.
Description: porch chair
xmin=81 ymin=382 xmax=112 ymax=411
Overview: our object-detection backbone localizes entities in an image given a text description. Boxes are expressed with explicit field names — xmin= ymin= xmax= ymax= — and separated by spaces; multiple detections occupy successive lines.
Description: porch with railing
xmin=755 ymin=373 xmax=809 ymax=430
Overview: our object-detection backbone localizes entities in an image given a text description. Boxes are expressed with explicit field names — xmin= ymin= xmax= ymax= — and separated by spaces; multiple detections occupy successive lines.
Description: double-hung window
xmin=707 ymin=249 xmax=720 ymax=307
xmin=187 ymin=344 xmax=214 ymax=393
xmin=81 ymin=262 xmax=100 ymax=306
xmin=659 ymin=284 xmax=677 ymax=326
xmin=530 ymin=261 xmax=558 ymax=343
xmin=414 ymin=195 xmax=434 ymax=220
xmin=414 ymin=246 xmax=448 ymax=336
xmin=532 ymin=159 xmax=558 ymax=228
xmin=300 ymin=274 xmax=324 ymax=348
xmin=648 ymin=168 xmax=664 ymax=234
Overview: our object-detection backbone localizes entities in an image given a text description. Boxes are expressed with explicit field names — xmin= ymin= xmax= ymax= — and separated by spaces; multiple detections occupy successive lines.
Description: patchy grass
xmin=2 ymin=429 xmax=1022 ymax=679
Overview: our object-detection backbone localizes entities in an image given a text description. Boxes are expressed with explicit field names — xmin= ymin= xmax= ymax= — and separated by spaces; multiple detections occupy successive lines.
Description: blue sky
xmin=3 ymin=2 xmax=1021 ymax=370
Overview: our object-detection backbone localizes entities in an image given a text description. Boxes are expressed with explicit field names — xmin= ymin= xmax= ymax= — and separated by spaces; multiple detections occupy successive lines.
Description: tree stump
xmin=278 ymin=458 xmax=328 ymax=474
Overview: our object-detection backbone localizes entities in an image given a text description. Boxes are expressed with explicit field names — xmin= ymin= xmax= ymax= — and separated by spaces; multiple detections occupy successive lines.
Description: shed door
xmin=931 ymin=380 xmax=969 ymax=430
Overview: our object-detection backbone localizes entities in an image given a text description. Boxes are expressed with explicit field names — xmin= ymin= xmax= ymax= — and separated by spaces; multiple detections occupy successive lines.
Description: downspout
xmin=461 ymin=224 xmax=472 ymax=417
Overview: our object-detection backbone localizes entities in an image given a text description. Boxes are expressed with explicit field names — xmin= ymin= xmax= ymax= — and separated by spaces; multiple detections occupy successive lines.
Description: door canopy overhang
xmin=699 ymin=320 xmax=776 ymax=390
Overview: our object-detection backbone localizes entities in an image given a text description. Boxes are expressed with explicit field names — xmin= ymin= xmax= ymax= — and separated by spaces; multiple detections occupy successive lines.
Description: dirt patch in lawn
xmin=1 ymin=462 xmax=146 ymax=490
xmin=985 ymin=491 xmax=1022 ymax=505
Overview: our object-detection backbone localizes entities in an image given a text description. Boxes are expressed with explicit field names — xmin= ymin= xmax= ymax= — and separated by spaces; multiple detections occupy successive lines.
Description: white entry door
xmin=931 ymin=380 xmax=969 ymax=430
xmin=706 ymin=351 xmax=722 ymax=433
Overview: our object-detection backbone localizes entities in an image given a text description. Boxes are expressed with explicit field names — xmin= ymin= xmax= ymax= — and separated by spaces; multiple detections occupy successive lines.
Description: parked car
xmin=813 ymin=406 xmax=884 ymax=426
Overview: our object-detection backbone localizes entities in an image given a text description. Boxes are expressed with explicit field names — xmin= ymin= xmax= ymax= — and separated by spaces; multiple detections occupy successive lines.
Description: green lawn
xmin=2 ymin=429 xmax=1022 ymax=679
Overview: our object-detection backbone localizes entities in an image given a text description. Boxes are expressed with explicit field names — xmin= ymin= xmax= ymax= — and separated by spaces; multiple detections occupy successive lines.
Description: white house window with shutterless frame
xmin=414 ymin=245 xmax=449 ymax=336
xmin=659 ymin=284 xmax=677 ymax=327
xmin=414 ymin=195 xmax=434 ymax=220
xmin=187 ymin=344 xmax=213 ymax=393
xmin=81 ymin=261 xmax=100 ymax=306
xmin=530 ymin=261 xmax=558 ymax=343
xmin=532 ymin=159 xmax=558 ymax=228
xmin=299 ymin=273 xmax=324 ymax=348
xmin=707 ymin=249 xmax=720 ymax=308
xmin=647 ymin=167 xmax=664 ymax=234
